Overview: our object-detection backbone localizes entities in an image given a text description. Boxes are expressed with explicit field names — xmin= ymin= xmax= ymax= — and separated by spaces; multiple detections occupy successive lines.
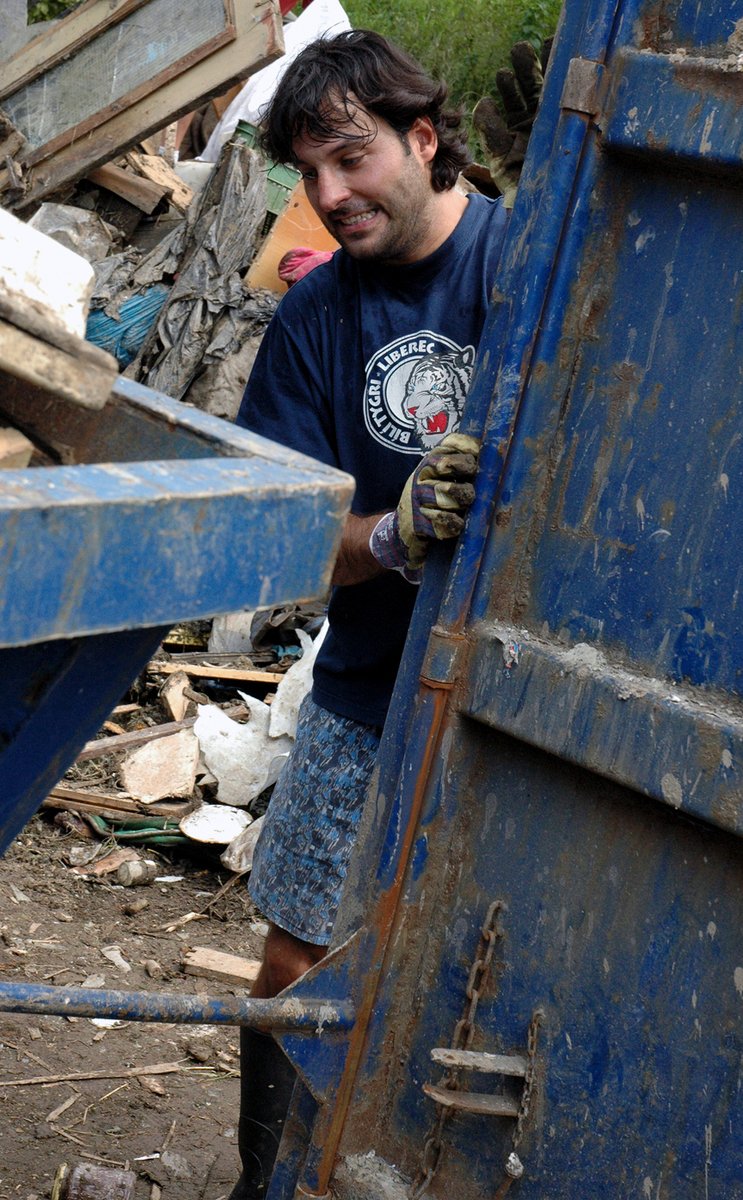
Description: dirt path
xmin=0 ymin=815 xmax=266 ymax=1200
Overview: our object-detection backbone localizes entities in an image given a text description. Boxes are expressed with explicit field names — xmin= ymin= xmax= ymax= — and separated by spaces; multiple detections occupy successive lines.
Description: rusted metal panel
xmin=263 ymin=1 xmax=743 ymax=1198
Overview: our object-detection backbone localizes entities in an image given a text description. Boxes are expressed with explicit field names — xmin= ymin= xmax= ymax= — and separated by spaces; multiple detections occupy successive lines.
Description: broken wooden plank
xmin=149 ymin=662 xmax=284 ymax=684
xmin=74 ymin=702 xmax=246 ymax=762
xmin=0 ymin=317 xmax=118 ymax=413
xmin=125 ymin=151 xmax=194 ymax=212
xmin=0 ymin=427 xmax=33 ymax=468
xmin=44 ymin=786 xmax=189 ymax=820
xmin=182 ymin=947 xmax=261 ymax=988
xmin=6 ymin=0 xmax=282 ymax=213
xmin=87 ymin=162 xmax=170 ymax=214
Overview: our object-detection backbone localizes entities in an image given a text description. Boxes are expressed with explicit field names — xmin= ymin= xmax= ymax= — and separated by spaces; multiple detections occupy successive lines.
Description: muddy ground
xmin=0 ymin=813 xmax=266 ymax=1200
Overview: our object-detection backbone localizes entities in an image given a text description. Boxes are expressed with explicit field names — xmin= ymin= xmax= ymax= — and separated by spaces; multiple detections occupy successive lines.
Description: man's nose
xmin=315 ymin=169 xmax=351 ymax=213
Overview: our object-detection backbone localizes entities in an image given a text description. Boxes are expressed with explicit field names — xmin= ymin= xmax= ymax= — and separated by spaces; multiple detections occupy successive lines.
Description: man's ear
xmin=409 ymin=116 xmax=437 ymax=165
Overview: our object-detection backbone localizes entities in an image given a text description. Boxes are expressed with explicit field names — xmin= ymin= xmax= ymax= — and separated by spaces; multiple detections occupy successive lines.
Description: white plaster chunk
xmin=119 ymin=728 xmax=200 ymax=803
xmin=160 ymin=670 xmax=192 ymax=723
xmin=195 ymin=694 xmax=292 ymax=807
xmin=179 ymin=804 xmax=251 ymax=844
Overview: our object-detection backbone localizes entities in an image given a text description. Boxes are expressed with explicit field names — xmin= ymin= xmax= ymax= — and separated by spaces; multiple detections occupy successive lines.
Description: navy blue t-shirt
xmin=237 ymin=193 xmax=507 ymax=727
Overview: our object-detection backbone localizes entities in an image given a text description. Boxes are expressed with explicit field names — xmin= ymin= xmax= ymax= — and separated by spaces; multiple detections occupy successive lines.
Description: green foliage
xmin=343 ymin=0 xmax=562 ymax=110
xmin=27 ymin=0 xmax=84 ymax=24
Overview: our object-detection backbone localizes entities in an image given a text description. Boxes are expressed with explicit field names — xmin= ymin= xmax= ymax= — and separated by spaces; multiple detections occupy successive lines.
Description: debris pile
xmin=47 ymin=606 xmax=328 ymax=876
xmin=0 ymin=0 xmax=346 ymax=423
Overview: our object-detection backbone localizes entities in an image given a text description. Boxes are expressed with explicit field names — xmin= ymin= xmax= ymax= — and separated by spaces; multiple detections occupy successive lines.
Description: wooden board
xmin=0 ymin=427 xmax=33 ymax=468
xmin=44 ymin=786 xmax=188 ymax=820
xmin=7 ymin=0 xmax=282 ymax=213
xmin=87 ymin=162 xmax=170 ymax=214
xmin=125 ymin=152 xmax=194 ymax=212
xmin=149 ymin=661 xmax=284 ymax=684
xmin=246 ymin=180 xmax=339 ymax=294
xmin=0 ymin=317 xmax=118 ymax=412
xmin=182 ymin=947 xmax=261 ymax=987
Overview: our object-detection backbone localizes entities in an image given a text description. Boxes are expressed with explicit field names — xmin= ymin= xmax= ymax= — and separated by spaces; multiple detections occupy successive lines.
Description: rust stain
xmin=636 ymin=1 xmax=675 ymax=51
xmin=672 ymin=59 xmax=743 ymax=106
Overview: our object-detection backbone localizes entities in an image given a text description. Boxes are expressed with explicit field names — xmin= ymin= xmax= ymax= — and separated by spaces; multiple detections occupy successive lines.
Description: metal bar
xmin=422 ymin=1084 xmax=520 ymax=1118
xmin=0 ymin=982 xmax=355 ymax=1033
xmin=462 ymin=622 xmax=743 ymax=839
xmin=602 ymin=47 xmax=743 ymax=175
xmin=429 ymin=1048 xmax=528 ymax=1077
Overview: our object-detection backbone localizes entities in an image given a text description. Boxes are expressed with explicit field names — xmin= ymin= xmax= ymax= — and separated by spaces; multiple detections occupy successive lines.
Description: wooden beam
xmin=0 ymin=317 xmax=117 ymax=413
xmin=87 ymin=162 xmax=170 ymax=214
xmin=149 ymin=662 xmax=284 ymax=684
xmin=125 ymin=152 xmax=194 ymax=212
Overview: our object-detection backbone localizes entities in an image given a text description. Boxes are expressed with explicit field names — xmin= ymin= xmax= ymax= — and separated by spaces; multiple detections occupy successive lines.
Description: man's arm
xmin=333 ymin=433 xmax=482 ymax=587
xmin=332 ymin=513 xmax=388 ymax=586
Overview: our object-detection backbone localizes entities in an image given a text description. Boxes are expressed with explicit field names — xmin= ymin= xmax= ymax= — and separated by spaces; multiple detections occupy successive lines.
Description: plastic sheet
xmin=86 ymin=284 xmax=170 ymax=367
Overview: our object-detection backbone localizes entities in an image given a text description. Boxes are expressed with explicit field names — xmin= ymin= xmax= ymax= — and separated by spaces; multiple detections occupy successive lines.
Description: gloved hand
xmin=370 ymin=433 xmax=480 ymax=578
xmin=473 ymin=38 xmax=552 ymax=209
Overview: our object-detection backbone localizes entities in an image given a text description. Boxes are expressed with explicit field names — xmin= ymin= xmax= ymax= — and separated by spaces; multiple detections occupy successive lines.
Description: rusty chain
xmin=409 ymin=900 xmax=505 ymax=1199
xmin=512 ymin=1007 xmax=544 ymax=1151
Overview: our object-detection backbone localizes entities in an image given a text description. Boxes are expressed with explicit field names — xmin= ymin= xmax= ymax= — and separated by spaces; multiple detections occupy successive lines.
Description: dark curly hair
xmin=260 ymin=29 xmax=470 ymax=193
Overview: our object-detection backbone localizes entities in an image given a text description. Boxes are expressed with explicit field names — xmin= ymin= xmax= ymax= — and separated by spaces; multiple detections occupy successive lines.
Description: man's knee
xmin=251 ymin=924 xmax=326 ymax=997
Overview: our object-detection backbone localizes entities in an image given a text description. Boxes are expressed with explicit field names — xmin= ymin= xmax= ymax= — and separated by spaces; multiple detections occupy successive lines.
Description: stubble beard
xmin=332 ymin=158 xmax=436 ymax=265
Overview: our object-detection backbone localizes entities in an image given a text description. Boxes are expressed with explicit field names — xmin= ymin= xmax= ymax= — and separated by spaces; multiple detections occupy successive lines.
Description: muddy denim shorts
xmin=248 ymin=695 xmax=381 ymax=946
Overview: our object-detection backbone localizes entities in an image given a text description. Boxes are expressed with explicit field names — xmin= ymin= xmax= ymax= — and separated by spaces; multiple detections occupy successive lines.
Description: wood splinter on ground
xmin=182 ymin=947 xmax=261 ymax=988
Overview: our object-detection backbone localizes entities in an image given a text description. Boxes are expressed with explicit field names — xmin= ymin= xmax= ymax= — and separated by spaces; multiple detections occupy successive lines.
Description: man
xmin=231 ymin=29 xmax=509 ymax=1199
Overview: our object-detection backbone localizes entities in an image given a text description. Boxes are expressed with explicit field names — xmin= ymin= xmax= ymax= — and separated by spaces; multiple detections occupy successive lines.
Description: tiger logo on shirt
xmin=364 ymin=332 xmax=476 ymax=454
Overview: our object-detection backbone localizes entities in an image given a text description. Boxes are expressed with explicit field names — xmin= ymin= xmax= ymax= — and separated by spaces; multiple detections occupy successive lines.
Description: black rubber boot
xmin=228 ymin=1027 xmax=297 ymax=1200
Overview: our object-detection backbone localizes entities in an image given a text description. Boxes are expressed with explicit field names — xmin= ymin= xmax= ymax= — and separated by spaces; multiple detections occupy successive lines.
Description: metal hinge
xmin=561 ymin=56 xmax=605 ymax=118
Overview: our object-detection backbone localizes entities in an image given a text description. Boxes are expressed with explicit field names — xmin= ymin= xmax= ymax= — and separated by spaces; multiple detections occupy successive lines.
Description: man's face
xmin=293 ymin=103 xmax=438 ymax=264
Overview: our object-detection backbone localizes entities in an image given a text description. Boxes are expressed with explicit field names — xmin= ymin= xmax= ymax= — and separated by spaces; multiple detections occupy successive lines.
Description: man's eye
xmin=301 ymin=170 xmax=318 ymax=182
xmin=341 ymin=156 xmax=363 ymax=169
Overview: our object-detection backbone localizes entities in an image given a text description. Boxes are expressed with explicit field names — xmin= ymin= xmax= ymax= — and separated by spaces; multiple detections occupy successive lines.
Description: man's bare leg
xmin=229 ymin=926 xmax=326 ymax=1200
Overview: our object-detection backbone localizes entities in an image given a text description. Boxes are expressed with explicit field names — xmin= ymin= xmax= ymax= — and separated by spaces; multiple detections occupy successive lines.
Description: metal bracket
xmin=419 ymin=624 xmax=468 ymax=689
xmin=561 ymin=57 xmax=605 ymax=118
xmin=423 ymin=1047 xmax=527 ymax=1118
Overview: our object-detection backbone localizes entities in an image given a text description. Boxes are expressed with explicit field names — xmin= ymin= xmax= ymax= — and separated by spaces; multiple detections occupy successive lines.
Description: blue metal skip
xmin=0 ymin=375 xmax=352 ymax=854
xmin=262 ymin=2 xmax=743 ymax=1197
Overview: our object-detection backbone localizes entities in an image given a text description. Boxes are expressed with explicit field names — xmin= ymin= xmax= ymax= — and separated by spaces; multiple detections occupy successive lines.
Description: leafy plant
xmin=343 ymin=0 xmax=562 ymax=111
xmin=27 ymin=0 xmax=85 ymax=24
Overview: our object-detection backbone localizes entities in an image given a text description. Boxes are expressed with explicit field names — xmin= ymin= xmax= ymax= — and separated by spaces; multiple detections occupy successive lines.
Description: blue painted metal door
xmin=272 ymin=2 xmax=743 ymax=1197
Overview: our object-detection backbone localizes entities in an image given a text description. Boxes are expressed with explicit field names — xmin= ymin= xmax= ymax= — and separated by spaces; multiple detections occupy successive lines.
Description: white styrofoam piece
xmin=0 ymin=205 xmax=95 ymax=337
